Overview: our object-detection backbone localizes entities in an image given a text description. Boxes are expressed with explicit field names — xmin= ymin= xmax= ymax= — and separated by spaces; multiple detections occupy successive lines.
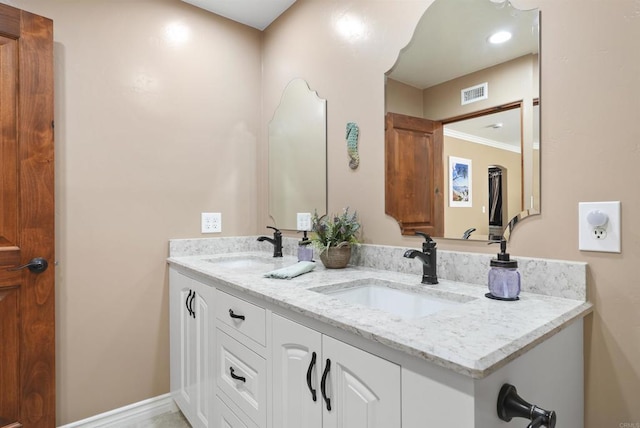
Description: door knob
xmin=7 ymin=257 xmax=49 ymax=274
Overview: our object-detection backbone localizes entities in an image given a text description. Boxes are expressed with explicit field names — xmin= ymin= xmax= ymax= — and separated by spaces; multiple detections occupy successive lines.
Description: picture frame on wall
xmin=449 ymin=156 xmax=472 ymax=207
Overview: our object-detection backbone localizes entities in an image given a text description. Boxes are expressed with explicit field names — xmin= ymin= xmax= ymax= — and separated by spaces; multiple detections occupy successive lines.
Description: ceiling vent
xmin=461 ymin=82 xmax=488 ymax=105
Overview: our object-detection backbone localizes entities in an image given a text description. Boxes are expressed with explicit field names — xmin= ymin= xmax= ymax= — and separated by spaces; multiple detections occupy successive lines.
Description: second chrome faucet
xmin=404 ymin=231 xmax=438 ymax=284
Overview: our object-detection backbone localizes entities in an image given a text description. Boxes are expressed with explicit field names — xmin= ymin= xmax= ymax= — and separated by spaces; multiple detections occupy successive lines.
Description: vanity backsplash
xmin=169 ymin=236 xmax=586 ymax=301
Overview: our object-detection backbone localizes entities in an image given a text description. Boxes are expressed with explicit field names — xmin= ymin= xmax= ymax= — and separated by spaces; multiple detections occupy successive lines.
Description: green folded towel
xmin=264 ymin=261 xmax=316 ymax=279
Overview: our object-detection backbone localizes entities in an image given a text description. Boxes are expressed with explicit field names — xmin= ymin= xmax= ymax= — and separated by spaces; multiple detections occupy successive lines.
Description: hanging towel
xmin=263 ymin=261 xmax=316 ymax=279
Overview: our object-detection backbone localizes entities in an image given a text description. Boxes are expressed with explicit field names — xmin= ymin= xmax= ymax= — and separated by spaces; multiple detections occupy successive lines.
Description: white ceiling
xmin=446 ymin=104 xmax=539 ymax=150
xmin=182 ymin=0 xmax=298 ymax=30
xmin=388 ymin=0 xmax=539 ymax=90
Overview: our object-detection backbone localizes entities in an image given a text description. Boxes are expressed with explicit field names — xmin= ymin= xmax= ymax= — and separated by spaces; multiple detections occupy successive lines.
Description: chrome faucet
xmin=404 ymin=231 xmax=438 ymax=284
xmin=257 ymin=226 xmax=283 ymax=257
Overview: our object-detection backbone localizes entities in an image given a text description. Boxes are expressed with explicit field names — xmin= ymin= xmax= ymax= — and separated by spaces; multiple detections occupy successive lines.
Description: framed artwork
xmin=449 ymin=156 xmax=472 ymax=207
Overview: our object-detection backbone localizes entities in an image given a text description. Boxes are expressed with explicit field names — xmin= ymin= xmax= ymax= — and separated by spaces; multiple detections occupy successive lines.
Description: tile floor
xmin=131 ymin=411 xmax=191 ymax=428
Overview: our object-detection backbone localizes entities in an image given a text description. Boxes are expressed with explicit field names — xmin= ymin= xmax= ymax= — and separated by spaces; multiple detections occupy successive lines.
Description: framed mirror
xmin=269 ymin=79 xmax=327 ymax=230
xmin=385 ymin=0 xmax=540 ymax=241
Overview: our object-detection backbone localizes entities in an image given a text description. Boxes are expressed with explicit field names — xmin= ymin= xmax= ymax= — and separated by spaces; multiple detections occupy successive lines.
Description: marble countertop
xmin=168 ymin=251 xmax=592 ymax=379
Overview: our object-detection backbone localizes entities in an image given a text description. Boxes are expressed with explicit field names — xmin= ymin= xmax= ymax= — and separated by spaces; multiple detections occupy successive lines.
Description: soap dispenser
xmin=297 ymin=231 xmax=314 ymax=262
xmin=486 ymin=239 xmax=520 ymax=301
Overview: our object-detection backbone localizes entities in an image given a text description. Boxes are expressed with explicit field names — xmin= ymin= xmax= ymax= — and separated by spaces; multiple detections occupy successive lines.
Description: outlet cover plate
xmin=202 ymin=212 xmax=222 ymax=233
xmin=297 ymin=212 xmax=312 ymax=231
xmin=578 ymin=201 xmax=620 ymax=253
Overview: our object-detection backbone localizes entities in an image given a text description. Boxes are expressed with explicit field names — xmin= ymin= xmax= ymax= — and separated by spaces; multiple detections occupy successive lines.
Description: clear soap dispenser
xmin=297 ymin=231 xmax=314 ymax=262
xmin=486 ymin=239 xmax=520 ymax=301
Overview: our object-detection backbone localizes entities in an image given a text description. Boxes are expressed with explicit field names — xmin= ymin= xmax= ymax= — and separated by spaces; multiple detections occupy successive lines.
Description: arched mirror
xmin=269 ymin=79 xmax=327 ymax=230
xmin=385 ymin=0 xmax=540 ymax=241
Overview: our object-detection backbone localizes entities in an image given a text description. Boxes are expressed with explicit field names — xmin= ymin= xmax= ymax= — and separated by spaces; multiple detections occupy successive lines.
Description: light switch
xmin=578 ymin=201 xmax=620 ymax=253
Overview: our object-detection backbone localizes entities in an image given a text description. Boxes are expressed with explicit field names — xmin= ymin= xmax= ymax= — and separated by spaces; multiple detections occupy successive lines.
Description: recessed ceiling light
xmin=489 ymin=31 xmax=512 ymax=44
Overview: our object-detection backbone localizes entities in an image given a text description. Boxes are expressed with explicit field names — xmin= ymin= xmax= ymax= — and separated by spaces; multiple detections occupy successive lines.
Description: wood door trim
xmin=0 ymin=4 xmax=19 ymax=38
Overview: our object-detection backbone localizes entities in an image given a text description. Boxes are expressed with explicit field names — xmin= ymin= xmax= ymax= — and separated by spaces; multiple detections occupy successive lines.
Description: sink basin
xmin=205 ymin=255 xmax=287 ymax=271
xmin=313 ymin=280 xmax=471 ymax=319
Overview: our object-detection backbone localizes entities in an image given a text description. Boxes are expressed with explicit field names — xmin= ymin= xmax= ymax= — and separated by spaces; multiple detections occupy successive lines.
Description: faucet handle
xmin=267 ymin=226 xmax=281 ymax=235
xmin=415 ymin=231 xmax=436 ymax=250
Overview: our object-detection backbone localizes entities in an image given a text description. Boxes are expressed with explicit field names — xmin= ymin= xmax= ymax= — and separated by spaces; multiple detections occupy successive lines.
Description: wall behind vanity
xmin=1 ymin=0 xmax=637 ymax=426
xmin=6 ymin=0 xmax=261 ymax=424
xmin=261 ymin=0 xmax=640 ymax=426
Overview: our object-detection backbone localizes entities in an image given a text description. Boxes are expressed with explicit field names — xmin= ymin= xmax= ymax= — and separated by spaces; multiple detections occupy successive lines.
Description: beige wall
xmin=263 ymin=0 xmax=640 ymax=426
xmin=385 ymin=77 xmax=423 ymax=117
xmin=7 ymin=0 xmax=261 ymax=424
xmin=3 ymin=0 xmax=639 ymax=425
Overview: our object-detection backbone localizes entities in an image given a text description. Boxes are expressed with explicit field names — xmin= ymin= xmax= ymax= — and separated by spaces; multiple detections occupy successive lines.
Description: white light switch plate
xmin=578 ymin=201 xmax=620 ymax=253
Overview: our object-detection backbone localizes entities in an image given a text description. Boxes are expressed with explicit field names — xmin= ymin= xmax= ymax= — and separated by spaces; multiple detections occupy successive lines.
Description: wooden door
xmin=0 ymin=4 xmax=55 ymax=428
xmin=272 ymin=314 xmax=323 ymax=428
xmin=385 ymin=112 xmax=444 ymax=236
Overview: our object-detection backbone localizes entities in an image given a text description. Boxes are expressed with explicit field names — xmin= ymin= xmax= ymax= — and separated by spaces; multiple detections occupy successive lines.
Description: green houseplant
xmin=311 ymin=207 xmax=361 ymax=269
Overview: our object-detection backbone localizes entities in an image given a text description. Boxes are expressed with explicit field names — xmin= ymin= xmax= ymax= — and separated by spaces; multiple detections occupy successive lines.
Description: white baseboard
xmin=58 ymin=393 xmax=178 ymax=428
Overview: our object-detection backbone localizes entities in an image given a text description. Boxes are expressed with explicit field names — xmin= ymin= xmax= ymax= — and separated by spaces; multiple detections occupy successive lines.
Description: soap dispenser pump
xmin=486 ymin=239 xmax=520 ymax=301
xmin=297 ymin=230 xmax=314 ymax=262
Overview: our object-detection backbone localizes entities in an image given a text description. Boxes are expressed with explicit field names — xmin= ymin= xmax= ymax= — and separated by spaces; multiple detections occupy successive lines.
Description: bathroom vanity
xmin=168 ymin=237 xmax=591 ymax=428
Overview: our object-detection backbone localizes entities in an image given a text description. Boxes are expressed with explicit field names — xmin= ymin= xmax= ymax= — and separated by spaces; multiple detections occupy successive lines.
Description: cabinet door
xmin=272 ymin=315 xmax=323 ymax=428
xmin=322 ymin=335 xmax=401 ymax=428
xmin=170 ymin=269 xmax=196 ymax=421
xmin=192 ymin=280 xmax=214 ymax=428
xmin=169 ymin=269 xmax=213 ymax=428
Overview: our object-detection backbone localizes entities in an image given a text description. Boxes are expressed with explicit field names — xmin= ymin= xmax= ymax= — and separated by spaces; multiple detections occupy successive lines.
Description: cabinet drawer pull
xmin=229 ymin=366 xmax=246 ymax=383
xmin=320 ymin=358 xmax=331 ymax=411
xmin=306 ymin=351 xmax=317 ymax=402
xmin=228 ymin=309 xmax=245 ymax=321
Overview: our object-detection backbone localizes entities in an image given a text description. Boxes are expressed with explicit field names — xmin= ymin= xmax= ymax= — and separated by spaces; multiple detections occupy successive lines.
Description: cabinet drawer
xmin=215 ymin=394 xmax=257 ymax=428
xmin=215 ymin=289 xmax=266 ymax=346
xmin=216 ymin=329 xmax=266 ymax=427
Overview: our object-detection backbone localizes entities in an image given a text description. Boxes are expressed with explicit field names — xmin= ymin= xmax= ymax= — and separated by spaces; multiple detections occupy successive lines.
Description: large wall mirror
xmin=269 ymin=79 xmax=327 ymax=230
xmin=385 ymin=0 xmax=540 ymax=241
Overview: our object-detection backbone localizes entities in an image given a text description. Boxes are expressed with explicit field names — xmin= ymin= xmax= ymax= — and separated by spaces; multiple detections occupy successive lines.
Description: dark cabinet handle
xmin=229 ymin=309 xmax=245 ymax=321
xmin=320 ymin=358 xmax=331 ymax=411
xmin=189 ymin=291 xmax=196 ymax=319
xmin=185 ymin=290 xmax=193 ymax=317
xmin=229 ymin=367 xmax=246 ymax=383
xmin=306 ymin=351 xmax=317 ymax=402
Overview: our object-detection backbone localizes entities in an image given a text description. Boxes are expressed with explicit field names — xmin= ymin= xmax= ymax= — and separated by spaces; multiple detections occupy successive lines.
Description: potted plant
xmin=311 ymin=207 xmax=361 ymax=269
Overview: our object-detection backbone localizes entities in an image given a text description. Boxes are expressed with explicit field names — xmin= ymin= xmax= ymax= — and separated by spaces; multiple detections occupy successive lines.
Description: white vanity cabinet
xmin=272 ymin=314 xmax=401 ymax=428
xmin=169 ymin=269 xmax=214 ymax=428
xmin=169 ymin=262 xmax=586 ymax=428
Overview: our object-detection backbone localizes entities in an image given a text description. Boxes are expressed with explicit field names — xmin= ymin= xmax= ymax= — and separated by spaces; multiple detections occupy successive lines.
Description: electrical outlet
xmin=202 ymin=212 xmax=222 ymax=233
xmin=297 ymin=212 xmax=312 ymax=231
xmin=578 ymin=201 xmax=620 ymax=253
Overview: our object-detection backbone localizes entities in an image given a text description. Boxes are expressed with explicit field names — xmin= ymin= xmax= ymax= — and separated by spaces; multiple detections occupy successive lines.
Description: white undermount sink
xmin=313 ymin=280 xmax=473 ymax=319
